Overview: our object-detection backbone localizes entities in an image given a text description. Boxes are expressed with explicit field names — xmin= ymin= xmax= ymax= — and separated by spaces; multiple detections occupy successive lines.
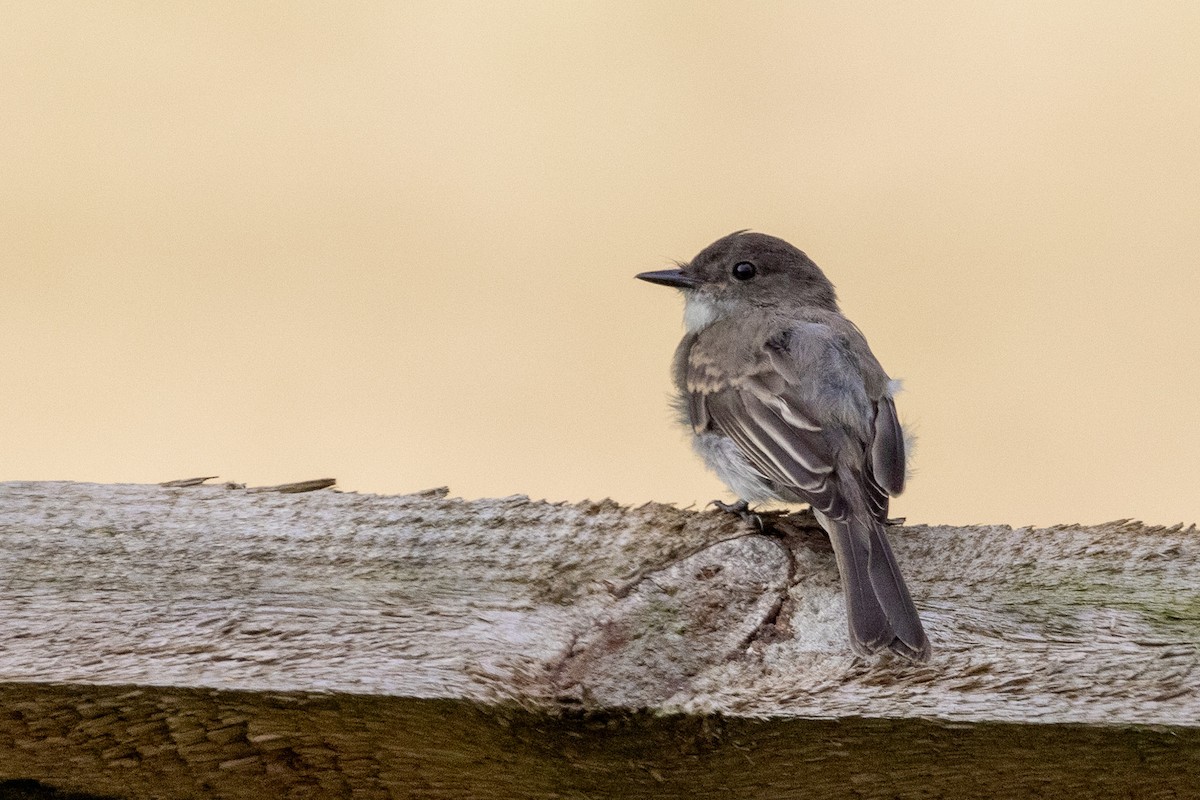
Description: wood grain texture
xmin=1 ymin=481 xmax=1198 ymax=798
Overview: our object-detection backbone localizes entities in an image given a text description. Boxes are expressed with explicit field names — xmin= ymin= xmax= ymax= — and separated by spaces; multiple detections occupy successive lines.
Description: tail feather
xmin=817 ymin=511 xmax=930 ymax=661
xmin=864 ymin=517 xmax=930 ymax=660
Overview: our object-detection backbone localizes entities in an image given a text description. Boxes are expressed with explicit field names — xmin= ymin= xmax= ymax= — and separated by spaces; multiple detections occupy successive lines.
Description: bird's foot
xmin=710 ymin=498 xmax=750 ymax=516
xmin=709 ymin=499 xmax=789 ymax=534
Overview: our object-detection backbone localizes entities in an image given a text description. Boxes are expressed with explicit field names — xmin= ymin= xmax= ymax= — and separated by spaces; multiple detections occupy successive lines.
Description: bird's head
xmin=636 ymin=231 xmax=839 ymax=330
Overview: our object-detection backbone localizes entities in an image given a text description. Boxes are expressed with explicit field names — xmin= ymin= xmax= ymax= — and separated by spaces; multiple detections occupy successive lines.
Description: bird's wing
xmin=687 ymin=330 xmax=849 ymax=520
xmin=688 ymin=323 xmax=905 ymax=520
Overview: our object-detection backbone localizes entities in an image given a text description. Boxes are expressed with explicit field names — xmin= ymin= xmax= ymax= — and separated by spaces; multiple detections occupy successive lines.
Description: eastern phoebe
xmin=637 ymin=231 xmax=930 ymax=660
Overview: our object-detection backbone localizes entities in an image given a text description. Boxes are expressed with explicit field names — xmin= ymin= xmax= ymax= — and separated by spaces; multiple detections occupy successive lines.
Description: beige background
xmin=3 ymin=2 xmax=1198 ymax=526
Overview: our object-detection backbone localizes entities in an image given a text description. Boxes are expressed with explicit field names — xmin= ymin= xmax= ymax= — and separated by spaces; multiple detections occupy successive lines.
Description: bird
xmin=636 ymin=231 xmax=930 ymax=660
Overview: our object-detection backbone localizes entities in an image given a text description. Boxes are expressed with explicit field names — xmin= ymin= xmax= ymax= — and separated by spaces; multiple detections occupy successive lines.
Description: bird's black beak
xmin=635 ymin=268 xmax=699 ymax=289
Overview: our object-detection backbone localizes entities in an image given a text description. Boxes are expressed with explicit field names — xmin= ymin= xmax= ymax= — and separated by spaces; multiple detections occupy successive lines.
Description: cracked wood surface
xmin=1 ymin=481 xmax=1199 ymax=798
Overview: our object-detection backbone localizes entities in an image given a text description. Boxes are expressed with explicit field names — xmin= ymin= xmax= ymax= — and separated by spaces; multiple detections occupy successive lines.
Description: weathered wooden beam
xmin=1 ymin=481 xmax=1198 ymax=798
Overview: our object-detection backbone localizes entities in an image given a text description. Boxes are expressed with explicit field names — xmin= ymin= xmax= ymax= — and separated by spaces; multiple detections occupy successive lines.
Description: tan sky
xmin=3 ymin=1 xmax=1199 ymax=526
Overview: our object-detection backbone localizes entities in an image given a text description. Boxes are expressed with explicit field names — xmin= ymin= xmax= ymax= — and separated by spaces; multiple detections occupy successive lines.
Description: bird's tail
xmin=816 ymin=511 xmax=931 ymax=661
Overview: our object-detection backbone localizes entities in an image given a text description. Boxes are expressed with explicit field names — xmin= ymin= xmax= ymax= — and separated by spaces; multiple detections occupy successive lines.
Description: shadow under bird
xmin=637 ymin=231 xmax=930 ymax=660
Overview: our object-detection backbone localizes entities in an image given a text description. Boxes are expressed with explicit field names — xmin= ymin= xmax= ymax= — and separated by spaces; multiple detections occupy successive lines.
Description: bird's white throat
xmin=683 ymin=293 xmax=724 ymax=332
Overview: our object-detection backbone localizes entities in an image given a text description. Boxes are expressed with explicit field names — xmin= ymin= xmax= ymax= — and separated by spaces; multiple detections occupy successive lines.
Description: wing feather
xmin=871 ymin=395 xmax=906 ymax=496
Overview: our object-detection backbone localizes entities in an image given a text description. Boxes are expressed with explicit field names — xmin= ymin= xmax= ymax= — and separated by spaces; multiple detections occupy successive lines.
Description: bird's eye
xmin=731 ymin=261 xmax=757 ymax=281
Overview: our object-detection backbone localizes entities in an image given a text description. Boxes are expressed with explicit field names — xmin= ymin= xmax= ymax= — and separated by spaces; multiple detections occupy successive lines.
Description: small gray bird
xmin=637 ymin=231 xmax=930 ymax=660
